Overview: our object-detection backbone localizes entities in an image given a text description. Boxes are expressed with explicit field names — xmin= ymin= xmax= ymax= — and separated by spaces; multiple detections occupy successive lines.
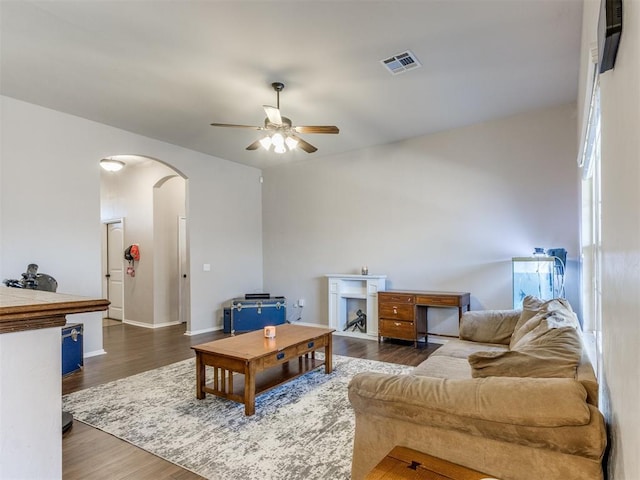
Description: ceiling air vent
xmin=380 ymin=50 xmax=422 ymax=75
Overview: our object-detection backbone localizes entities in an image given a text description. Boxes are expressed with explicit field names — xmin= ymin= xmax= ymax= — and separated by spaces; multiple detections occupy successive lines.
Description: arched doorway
xmin=99 ymin=155 xmax=190 ymax=331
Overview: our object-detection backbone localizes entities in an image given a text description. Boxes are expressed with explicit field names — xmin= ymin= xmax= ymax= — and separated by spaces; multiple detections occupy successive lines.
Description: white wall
xmin=580 ymin=0 xmax=640 ymax=477
xmin=262 ymin=104 xmax=580 ymax=335
xmin=0 ymin=327 xmax=61 ymax=479
xmin=1 ymin=96 xmax=263 ymax=350
xmin=1 ymin=97 xmax=105 ymax=354
xmin=154 ymin=175 xmax=186 ymax=326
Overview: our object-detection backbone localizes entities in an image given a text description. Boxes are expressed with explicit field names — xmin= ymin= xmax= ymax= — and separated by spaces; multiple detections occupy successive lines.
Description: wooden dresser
xmin=378 ymin=290 xmax=471 ymax=347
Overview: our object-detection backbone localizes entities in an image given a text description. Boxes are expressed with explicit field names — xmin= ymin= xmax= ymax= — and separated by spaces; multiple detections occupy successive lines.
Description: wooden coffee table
xmin=192 ymin=324 xmax=335 ymax=415
xmin=366 ymin=446 xmax=498 ymax=480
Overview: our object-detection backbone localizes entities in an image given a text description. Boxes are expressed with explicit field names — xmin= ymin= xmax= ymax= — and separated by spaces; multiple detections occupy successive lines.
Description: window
xmin=579 ymin=79 xmax=602 ymax=375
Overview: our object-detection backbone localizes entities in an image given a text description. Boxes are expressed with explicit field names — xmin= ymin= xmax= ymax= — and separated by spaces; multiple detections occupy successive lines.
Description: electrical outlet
xmin=298 ymin=298 xmax=305 ymax=307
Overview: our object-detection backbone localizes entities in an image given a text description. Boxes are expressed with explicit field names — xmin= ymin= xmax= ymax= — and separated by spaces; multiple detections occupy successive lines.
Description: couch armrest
xmin=348 ymin=372 xmax=590 ymax=427
xmin=459 ymin=309 xmax=521 ymax=344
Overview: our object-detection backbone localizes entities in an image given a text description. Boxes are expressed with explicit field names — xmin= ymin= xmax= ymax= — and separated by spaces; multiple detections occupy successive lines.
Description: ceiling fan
xmin=210 ymin=82 xmax=339 ymax=154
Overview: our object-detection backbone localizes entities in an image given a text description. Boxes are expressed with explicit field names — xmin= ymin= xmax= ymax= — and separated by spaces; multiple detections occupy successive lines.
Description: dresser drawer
xmin=415 ymin=295 xmax=460 ymax=307
xmin=380 ymin=319 xmax=415 ymax=340
xmin=379 ymin=293 xmax=415 ymax=304
xmin=379 ymin=303 xmax=414 ymax=320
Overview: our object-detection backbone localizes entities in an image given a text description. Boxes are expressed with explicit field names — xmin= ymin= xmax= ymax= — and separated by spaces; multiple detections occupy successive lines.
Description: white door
xmin=178 ymin=216 xmax=188 ymax=324
xmin=106 ymin=222 xmax=124 ymax=320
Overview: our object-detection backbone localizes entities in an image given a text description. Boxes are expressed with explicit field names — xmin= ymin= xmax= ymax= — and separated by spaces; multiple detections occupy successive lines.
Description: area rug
xmin=63 ymin=354 xmax=412 ymax=480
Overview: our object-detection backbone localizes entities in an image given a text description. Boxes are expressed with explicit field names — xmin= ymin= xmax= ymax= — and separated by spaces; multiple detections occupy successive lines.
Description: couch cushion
xmin=415 ymin=340 xmax=509 ymax=379
xmin=414 ymin=355 xmax=472 ymax=379
xmin=348 ymin=373 xmax=606 ymax=460
xmin=431 ymin=339 xmax=508 ymax=359
xmin=511 ymin=295 xmax=545 ymax=335
xmin=348 ymin=374 xmax=591 ymax=428
xmin=469 ymin=311 xmax=583 ymax=379
xmin=511 ymin=305 xmax=580 ymax=350
xmin=459 ymin=310 xmax=520 ymax=345
xmin=509 ymin=297 xmax=574 ymax=349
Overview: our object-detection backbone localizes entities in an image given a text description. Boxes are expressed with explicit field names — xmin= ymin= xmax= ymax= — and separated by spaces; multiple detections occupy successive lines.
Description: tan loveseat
xmin=348 ymin=297 xmax=607 ymax=480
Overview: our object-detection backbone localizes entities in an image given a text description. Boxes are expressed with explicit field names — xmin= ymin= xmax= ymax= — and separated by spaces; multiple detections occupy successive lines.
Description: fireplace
xmin=325 ymin=274 xmax=386 ymax=339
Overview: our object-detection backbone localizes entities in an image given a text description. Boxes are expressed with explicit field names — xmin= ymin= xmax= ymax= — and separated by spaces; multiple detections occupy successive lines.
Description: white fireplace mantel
xmin=325 ymin=274 xmax=386 ymax=339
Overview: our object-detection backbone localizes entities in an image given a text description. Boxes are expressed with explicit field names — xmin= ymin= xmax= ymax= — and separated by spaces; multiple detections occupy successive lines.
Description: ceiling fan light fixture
xmin=271 ymin=133 xmax=285 ymax=148
xmin=259 ymin=136 xmax=272 ymax=150
xmin=209 ymin=81 xmax=338 ymax=155
xmin=285 ymin=136 xmax=298 ymax=150
xmin=100 ymin=158 xmax=125 ymax=172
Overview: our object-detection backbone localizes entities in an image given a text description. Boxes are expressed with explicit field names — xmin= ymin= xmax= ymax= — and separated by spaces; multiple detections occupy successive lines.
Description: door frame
xmin=178 ymin=216 xmax=190 ymax=326
xmin=102 ymin=218 xmax=125 ymax=320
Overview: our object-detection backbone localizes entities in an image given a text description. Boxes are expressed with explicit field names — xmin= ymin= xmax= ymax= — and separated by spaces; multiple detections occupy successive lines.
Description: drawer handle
xmin=394 ymin=322 xmax=401 ymax=326
xmin=393 ymin=307 xmax=398 ymax=314
xmin=276 ymin=352 xmax=285 ymax=360
xmin=307 ymin=341 xmax=314 ymax=348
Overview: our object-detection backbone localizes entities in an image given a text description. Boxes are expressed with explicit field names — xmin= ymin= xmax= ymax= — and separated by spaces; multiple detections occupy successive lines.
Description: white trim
xmin=581 ymin=330 xmax=598 ymax=379
xmin=123 ymin=319 xmax=181 ymax=329
xmin=325 ymin=274 xmax=387 ymax=279
xmin=426 ymin=335 xmax=451 ymax=345
xmin=333 ymin=329 xmax=377 ymax=340
xmin=102 ymin=218 xmax=125 ymax=321
xmin=580 ymin=82 xmax=601 ymax=179
xmin=184 ymin=326 xmax=222 ymax=336
xmin=84 ymin=349 xmax=107 ymax=358
xmin=295 ymin=321 xmax=451 ymax=345
xmin=578 ymin=44 xmax=599 ymax=168
xmin=292 ymin=321 xmax=334 ymax=329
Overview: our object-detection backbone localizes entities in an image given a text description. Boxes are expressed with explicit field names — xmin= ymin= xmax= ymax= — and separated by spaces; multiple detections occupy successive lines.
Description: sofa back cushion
xmin=459 ymin=310 xmax=520 ymax=345
xmin=511 ymin=304 xmax=579 ymax=350
xmin=509 ymin=297 xmax=574 ymax=349
xmin=469 ymin=300 xmax=583 ymax=379
xmin=514 ymin=295 xmax=545 ymax=325
xmin=469 ymin=324 xmax=582 ymax=378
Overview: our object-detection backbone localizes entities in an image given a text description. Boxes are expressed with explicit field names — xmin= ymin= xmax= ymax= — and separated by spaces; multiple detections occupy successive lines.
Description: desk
xmin=378 ymin=290 xmax=471 ymax=347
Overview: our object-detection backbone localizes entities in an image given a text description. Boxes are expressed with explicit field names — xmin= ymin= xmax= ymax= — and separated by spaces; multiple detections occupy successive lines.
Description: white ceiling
xmin=0 ymin=1 xmax=583 ymax=169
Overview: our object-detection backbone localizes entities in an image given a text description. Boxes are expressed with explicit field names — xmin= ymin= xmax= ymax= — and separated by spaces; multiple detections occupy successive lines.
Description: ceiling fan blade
xmin=246 ymin=139 xmax=262 ymax=151
xmin=291 ymin=135 xmax=318 ymax=153
xmin=294 ymin=125 xmax=339 ymax=134
xmin=263 ymin=105 xmax=283 ymax=125
xmin=210 ymin=123 xmax=262 ymax=129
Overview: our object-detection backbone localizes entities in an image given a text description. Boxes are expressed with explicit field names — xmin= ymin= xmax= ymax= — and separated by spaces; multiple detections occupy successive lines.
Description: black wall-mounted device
xmin=598 ymin=0 xmax=623 ymax=73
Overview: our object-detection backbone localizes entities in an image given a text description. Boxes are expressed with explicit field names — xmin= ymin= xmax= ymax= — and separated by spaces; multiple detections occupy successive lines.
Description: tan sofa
xmin=348 ymin=297 xmax=607 ymax=480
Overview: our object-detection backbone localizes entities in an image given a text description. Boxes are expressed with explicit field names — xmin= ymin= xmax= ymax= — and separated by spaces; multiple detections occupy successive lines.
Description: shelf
xmin=325 ymin=274 xmax=387 ymax=280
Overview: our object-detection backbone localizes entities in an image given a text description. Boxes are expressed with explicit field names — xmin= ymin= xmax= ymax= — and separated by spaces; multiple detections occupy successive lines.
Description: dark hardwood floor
xmin=62 ymin=321 xmax=440 ymax=479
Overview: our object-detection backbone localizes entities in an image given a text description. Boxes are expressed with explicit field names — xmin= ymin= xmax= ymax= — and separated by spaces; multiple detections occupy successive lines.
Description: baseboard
xmin=123 ymin=319 xmax=181 ymax=329
xmin=333 ymin=330 xmax=378 ymax=341
xmin=184 ymin=325 xmax=223 ymax=336
xmin=84 ymin=349 xmax=106 ymax=358
xmin=290 ymin=320 xmax=336 ymax=330
xmin=295 ymin=321 xmax=452 ymax=345
xmin=426 ymin=335 xmax=451 ymax=345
